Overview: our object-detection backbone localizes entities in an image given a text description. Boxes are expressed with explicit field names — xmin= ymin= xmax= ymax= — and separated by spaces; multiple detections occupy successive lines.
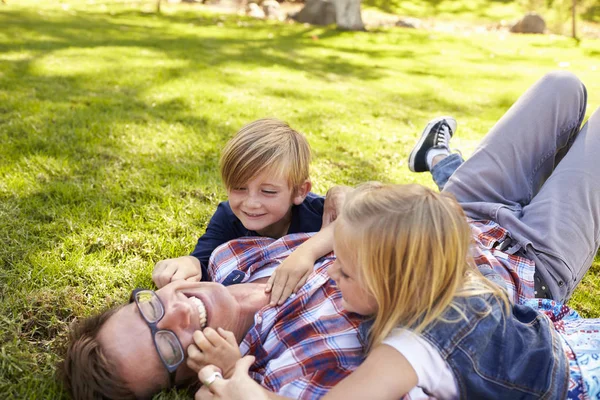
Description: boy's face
xmin=227 ymin=170 xmax=308 ymax=238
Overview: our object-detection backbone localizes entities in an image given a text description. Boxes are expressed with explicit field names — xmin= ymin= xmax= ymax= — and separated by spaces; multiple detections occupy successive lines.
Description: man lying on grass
xmin=60 ymin=234 xmax=367 ymax=399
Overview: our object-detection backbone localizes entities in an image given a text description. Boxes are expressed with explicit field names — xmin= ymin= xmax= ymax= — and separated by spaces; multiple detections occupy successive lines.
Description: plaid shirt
xmin=469 ymin=219 xmax=535 ymax=303
xmin=208 ymin=234 xmax=367 ymax=399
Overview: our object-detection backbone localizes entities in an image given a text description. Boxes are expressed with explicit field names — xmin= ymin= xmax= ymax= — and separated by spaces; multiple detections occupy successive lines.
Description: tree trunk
xmin=572 ymin=0 xmax=577 ymax=39
xmin=293 ymin=0 xmax=364 ymax=31
xmin=333 ymin=0 xmax=364 ymax=31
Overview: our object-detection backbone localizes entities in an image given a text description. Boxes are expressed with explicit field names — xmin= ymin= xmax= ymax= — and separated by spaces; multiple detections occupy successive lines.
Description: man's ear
xmin=292 ymin=180 xmax=312 ymax=205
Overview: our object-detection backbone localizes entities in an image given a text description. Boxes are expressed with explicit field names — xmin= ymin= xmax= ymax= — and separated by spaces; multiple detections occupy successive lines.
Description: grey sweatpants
xmin=443 ymin=71 xmax=596 ymax=303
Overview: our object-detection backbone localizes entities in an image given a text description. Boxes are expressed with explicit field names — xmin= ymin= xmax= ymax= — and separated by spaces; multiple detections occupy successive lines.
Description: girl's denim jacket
xmin=360 ymin=294 xmax=568 ymax=398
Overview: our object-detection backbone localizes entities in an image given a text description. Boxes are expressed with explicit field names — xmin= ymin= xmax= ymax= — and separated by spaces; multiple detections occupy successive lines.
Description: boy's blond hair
xmin=338 ymin=183 xmax=509 ymax=350
xmin=220 ymin=118 xmax=311 ymax=191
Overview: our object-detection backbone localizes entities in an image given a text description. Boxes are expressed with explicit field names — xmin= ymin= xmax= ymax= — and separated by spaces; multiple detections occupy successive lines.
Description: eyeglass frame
xmin=129 ymin=288 xmax=185 ymax=389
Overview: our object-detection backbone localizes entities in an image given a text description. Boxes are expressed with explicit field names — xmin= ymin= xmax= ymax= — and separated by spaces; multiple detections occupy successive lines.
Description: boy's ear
xmin=292 ymin=180 xmax=312 ymax=205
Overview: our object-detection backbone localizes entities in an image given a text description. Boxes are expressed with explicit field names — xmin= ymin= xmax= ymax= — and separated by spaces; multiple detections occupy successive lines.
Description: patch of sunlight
xmin=30 ymin=47 xmax=188 ymax=77
xmin=0 ymin=51 xmax=35 ymax=62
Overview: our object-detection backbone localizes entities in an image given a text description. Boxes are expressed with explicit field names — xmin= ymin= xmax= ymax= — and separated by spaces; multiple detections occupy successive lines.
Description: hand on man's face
xmin=187 ymin=327 xmax=241 ymax=378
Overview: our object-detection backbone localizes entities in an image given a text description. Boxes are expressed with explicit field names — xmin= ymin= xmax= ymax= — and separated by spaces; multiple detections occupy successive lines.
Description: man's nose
xmin=158 ymin=300 xmax=193 ymax=331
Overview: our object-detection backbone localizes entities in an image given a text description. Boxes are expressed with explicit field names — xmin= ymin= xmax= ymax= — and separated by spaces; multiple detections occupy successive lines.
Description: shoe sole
xmin=408 ymin=116 xmax=457 ymax=172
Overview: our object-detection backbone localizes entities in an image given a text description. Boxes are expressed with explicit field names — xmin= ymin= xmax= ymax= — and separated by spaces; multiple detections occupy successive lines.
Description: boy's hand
xmin=195 ymin=356 xmax=268 ymax=400
xmin=265 ymin=250 xmax=313 ymax=306
xmin=152 ymin=256 xmax=202 ymax=288
xmin=187 ymin=328 xmax=242 ymax=379
xmin=322 ymin=185 xmax=353 ymax=227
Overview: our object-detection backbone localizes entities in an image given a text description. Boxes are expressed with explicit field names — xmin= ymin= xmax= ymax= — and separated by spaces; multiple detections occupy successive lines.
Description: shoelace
xmin=434 ymin=122 xmax=463 ymax=157
xmin=434 ymin=123 xmax=451 ymax=150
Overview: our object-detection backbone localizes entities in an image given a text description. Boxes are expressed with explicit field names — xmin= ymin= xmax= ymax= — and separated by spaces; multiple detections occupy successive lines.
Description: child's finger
xmin=265 ymin=271 xmax=276 ymax=293
xmin=276 ymin=283 xmax=295 ymax=305
xmin=187 ymin=344 xmax=205 ymax=361
xmin=269 ymin=274 xmax=289 ymax=306
xmin=217 ymin=327 xmax=237 ymax=346
xmin=153 ymin=263 xmax=177 ymax=288
xmin=186 ymin=274 xmax=202 ymax=282
xmin=193 ymin=330 xmax=214 ymax=351
xmin=187 ymin=356 xmax=205 ymax=373
xmin=171 ymin=267 xmax=191 ymax=282
xmin=203 ymin=327 xmax=226 ymax=347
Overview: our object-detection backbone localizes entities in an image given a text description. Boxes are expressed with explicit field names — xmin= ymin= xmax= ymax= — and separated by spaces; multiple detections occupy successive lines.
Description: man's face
xmin=329 ymin=222 xmax=378 ymax=316
xmin=98 ymin=280 xmax=240 ymax=397
xmin=227 ymin=169 xmax=298 ymax=238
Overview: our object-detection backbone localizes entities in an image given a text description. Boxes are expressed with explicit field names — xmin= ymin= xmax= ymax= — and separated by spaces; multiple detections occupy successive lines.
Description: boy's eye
xmin=262 ymin=190 xmax=278 ymax=195
xmin=233 ymin=187 xmax=247 ymax=191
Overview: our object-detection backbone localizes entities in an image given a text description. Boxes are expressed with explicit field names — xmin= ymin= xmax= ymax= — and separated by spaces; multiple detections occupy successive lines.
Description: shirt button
xmin=256 ymin=316 xmax=263 ymax=324
xmin=558 ymin=280 xmax=564 ymax=287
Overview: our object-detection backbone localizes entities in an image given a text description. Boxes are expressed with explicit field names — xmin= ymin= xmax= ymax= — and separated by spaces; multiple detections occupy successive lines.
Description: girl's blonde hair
xmin=220 ymin=118 xmax=311 ymax=191
xmin=338 ymin=182 xmax=509 ymax=349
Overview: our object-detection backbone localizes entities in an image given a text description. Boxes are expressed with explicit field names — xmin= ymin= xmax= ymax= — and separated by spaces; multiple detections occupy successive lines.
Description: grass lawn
xmin=1 ymin=0 xmax=599 ymax=398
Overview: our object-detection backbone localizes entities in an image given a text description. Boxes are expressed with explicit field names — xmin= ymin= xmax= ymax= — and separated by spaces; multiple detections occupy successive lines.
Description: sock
xmin=426 ymin=147 xmax=450 ymax=170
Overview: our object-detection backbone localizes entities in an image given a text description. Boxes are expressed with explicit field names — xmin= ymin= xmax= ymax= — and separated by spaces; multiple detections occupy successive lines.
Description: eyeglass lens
xmin=135 ymin=291 xmax=184 ymax=367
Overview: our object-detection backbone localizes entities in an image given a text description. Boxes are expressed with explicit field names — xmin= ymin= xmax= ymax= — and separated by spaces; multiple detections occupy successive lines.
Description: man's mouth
xmin=189 ymin=297 xmax=207 ymax=329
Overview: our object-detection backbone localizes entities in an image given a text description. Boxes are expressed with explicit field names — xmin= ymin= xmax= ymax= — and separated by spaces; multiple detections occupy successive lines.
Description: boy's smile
xmin=227 ymin=170 xmax=309 ymax=238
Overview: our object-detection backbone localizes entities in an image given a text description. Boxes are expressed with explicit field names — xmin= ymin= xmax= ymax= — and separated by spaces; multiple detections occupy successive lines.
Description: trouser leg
xmin=443 ymin=71 xmax=588 ymax=302
xmin=431 ymin=153 xmax=463 ymax=191
xmin=516 ymin=108 xmax=600 ymax=303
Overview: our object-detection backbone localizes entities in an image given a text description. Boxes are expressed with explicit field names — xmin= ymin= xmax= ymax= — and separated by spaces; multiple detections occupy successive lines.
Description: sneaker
xmin=408 ymin=116 xmax=457 ymax=172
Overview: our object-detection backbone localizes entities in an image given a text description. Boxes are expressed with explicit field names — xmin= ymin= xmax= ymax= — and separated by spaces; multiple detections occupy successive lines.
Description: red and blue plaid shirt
xmin=469 ymin=219 xmax=535 ymax=303
xmin=209 ymin=233 xmax=367 ymax=399
xmin=207 ymin=219 xmax=535 ymax=398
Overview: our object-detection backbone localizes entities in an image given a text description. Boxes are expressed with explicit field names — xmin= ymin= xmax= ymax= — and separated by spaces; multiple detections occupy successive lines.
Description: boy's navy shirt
xmin=191 ymin=192 xmax=325 ymax=281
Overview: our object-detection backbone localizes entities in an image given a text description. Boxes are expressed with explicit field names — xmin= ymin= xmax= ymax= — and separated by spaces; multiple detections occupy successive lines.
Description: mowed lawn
xmin=1 ymin=1 xmax=599 ymax=398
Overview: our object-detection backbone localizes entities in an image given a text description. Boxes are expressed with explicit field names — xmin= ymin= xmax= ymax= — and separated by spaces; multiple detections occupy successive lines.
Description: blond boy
xmin=153 ymin=118 xmax=342 ymax=304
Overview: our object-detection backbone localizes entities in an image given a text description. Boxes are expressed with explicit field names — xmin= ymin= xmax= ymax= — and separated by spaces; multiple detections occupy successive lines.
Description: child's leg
xmin=408 ymin=116 xmax=463 ymax=190
xmin=431 ymin=153 xmax=463 ymax=191
xmin=442 ymin=71 xmax=588 ymax=302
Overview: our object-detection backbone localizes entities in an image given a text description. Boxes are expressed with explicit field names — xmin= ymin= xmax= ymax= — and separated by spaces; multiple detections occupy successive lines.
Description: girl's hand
xmin=265 ymin=250 xmax=313 ymax=306
xmin=195 ymin=356 xmax=268 ymax=400
xmin=187 ymin=327 xmax=241 ymax=378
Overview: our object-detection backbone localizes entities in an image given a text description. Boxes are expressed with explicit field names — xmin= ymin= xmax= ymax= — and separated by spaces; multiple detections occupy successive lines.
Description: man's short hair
xmin=220 ymin=118 xmax=311 ymax=190
xmin=59 ymin=306 xmax=135 ymax=400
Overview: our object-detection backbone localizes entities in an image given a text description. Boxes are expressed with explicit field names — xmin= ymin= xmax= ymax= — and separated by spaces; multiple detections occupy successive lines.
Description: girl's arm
xmin=265 ymin=222 xmax=335 ymax=305
xmin=324 ymin=344 xmax=418 ymax=400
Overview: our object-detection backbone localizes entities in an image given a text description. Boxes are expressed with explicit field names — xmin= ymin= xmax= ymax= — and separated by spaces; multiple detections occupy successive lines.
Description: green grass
xmin=1 ymin=1 xmax=599 ymax=398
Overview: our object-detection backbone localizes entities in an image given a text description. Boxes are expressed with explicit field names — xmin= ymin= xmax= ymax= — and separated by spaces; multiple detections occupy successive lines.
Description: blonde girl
xmin=323 ymin=182 xmax=597 ymax=399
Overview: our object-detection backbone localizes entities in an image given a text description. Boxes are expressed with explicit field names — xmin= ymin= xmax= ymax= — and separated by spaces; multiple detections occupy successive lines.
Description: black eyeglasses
xmin=129 ymin=289 xmax=185 ymax=389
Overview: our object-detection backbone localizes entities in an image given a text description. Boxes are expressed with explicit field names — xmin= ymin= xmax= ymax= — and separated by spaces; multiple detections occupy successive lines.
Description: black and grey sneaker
xmin=408 ymin=116 xmax=457 ymax=172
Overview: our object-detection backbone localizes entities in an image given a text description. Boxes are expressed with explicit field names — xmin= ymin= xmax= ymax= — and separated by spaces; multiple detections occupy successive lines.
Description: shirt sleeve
xmin=382 ymin=328 xmax=458 ymax=399
xmin=190 ymin=202 xmax=240 ymax=281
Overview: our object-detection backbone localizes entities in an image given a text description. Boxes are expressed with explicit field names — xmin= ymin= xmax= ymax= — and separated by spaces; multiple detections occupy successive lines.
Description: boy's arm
xmin=265 ymin=185 xmax=353 ymax=305
xmin=322 ymin=185 xmax=353 ymax=228
xmin=153 ymin=203 xmax=237 ymax=288
xmin=265 ymin=222 xmax=335 ymax=305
